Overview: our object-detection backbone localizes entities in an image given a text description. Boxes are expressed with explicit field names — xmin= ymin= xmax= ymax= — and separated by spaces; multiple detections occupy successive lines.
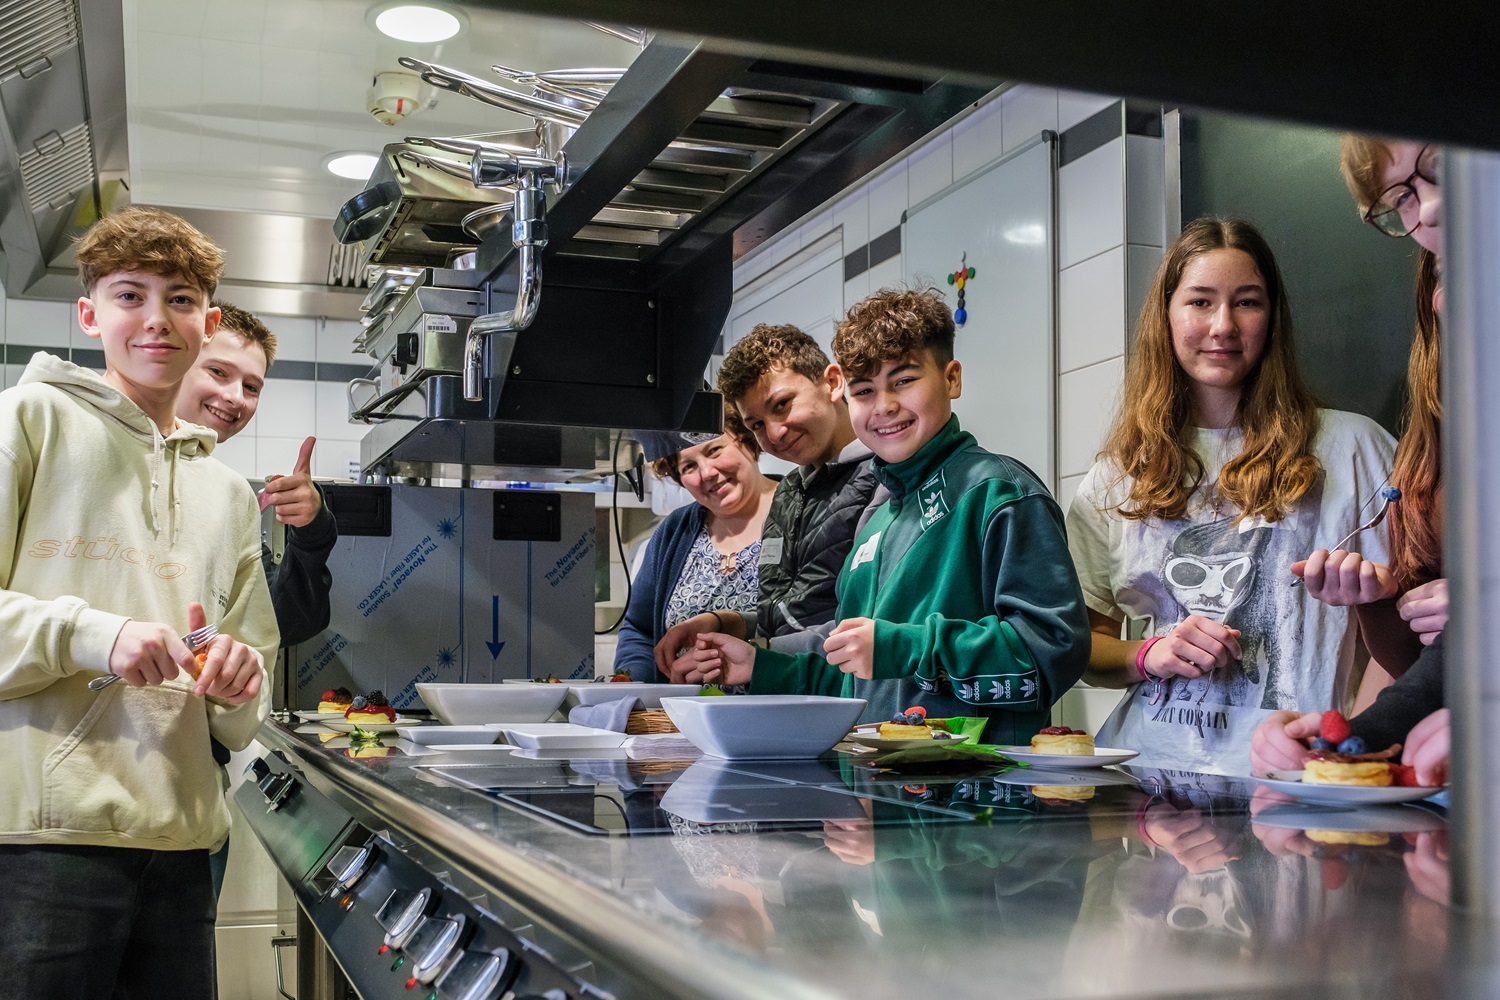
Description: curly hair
xmin=75 ymin=206 xmax=224 ymax=297
xmin=649 ymin=405 xmax=761 ymax=484
xmin=1099 ymin=217 xmax=1322 ymax=524
xmin=212 ymin=300 xmax=278 ymax=366
xmin=718 ymin=324 xmax=830 ymax=402
xmin=832 ymin=286 xmax=955 ymax=379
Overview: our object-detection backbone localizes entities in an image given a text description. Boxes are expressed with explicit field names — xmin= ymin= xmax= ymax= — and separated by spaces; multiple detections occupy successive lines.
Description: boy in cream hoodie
xmin=0 ymin=207 xmax=278 ymax=997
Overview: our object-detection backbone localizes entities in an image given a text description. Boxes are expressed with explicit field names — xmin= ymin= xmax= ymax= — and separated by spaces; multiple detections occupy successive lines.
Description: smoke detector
xmin=367 ymin=71 xmax=429 ymax=126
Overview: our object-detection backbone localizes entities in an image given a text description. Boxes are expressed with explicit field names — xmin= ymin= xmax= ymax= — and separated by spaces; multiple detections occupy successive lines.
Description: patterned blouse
xmin=663 ymin=525 xmax=762 ymax=630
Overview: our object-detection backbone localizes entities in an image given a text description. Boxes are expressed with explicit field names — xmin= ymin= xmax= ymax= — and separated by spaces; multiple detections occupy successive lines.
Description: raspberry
xmin=1319 ymin=711 xmax=1351 ymax=744
xmin=1390 ymin=764 xmax=1420 ymax=787
xmin=321 ymin=689 xmax=336 ymax=702
xmin=904 ymin=706 xmax=927 ymax=718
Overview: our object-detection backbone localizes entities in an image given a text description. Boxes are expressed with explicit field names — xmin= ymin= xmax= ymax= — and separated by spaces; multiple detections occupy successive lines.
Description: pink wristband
xmin=1135 ymin=636 xmax=1162 ymax=682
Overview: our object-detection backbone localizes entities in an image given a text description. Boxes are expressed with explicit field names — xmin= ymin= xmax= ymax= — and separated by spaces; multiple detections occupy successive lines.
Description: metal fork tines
xmin=87 ymin=623 xmax=220 ymax=691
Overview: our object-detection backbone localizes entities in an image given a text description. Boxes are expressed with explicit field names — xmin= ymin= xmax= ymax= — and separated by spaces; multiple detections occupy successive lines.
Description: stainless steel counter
xmin=250 ymin=718 xmax=1498 ymax=999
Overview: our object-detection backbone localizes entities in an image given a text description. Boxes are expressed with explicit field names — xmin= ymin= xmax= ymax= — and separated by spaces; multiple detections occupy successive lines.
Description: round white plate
xmin=321 ymin=714 xmax=419 ymax=734
xmin=846 ymin=731 xmax=969 ymax=751
xmin=294 ymin=710 xmax=347 ymax=722
xmin=1252 ymin=801 xmax=1445 ymax=834
xmin=995 ymin=746 xmax=1139 ymax=768
xmin=1252 ymin=771 xmax=1444 ymax=805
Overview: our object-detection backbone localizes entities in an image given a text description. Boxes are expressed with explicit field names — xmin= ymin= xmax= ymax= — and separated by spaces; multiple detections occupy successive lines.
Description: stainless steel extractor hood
xmin=0 ymin=0 xmax=128 ymax=300
xmin=336 ymin=37 xmax=988 ymax=482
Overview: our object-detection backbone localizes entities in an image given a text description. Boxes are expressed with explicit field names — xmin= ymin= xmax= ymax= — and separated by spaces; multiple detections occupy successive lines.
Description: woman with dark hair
xmin=614 ymin=407 xmax=777 ymax=681
xmin=1067 ymin=217 xmax=1397 ymax=773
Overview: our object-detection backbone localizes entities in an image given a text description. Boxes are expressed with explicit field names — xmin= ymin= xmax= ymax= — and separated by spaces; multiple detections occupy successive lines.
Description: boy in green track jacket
xmin=682 ymin=287 xmax=1091 ymax=744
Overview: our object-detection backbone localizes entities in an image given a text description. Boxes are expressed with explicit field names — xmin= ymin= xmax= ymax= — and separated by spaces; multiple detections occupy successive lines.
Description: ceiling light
xmin=325 ymin=152 xmax=380 ymax=181
xmin=374 ymin=4 xmax=463 ymax=43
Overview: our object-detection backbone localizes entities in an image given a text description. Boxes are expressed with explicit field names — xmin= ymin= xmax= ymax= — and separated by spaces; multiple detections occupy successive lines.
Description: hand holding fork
xmin=90 ymin=601 xmax=264 ymax=703
xmin=1290 ymin=486 xmax=1402 ymax=596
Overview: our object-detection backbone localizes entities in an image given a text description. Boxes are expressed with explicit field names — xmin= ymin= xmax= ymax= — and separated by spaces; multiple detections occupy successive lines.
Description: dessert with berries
xmin=1030 ymin=726 xmax=1094 ymax=755
xmin=1301 ymin=711 xmax=1403 ymax=786
xmin=1032 ymin=784 xmax=1096 ymax=803
xmin=344 ymin=690 xmax=397 ymax=725
xmin=878 ymin=706 xmax=936 ymax=740
xmin=318 ymin=686 xmax=354 ymax=714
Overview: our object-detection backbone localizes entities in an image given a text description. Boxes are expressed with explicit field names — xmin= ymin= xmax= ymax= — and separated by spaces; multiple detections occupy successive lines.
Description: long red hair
xmin=1386 ymin=249 xmax=1443 ymax=587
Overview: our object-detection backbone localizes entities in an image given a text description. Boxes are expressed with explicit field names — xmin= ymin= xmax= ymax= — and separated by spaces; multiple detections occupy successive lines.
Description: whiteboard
xmin=902 ymin=135 xmax=1056 ymax=488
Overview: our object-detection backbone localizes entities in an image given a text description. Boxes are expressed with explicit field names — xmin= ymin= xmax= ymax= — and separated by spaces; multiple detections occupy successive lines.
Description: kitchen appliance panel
xmin=288 ymin=485 xmax=595 ymax=712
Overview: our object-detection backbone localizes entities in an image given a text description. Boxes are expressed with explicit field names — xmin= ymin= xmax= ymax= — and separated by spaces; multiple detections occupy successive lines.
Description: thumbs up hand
xmin=260 ymin=436 xmax=322 ymax=528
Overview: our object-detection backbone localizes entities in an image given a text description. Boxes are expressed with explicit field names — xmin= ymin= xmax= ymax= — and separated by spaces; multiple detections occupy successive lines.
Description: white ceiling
xmin=121 ymin=0 xmax=644 ymax=218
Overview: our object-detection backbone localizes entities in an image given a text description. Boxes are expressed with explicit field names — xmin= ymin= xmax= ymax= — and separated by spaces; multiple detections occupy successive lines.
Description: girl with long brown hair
xmin=1067 ymin=217 xmax=1397 ymax=774
xmin=1293 ymin=138 xmax=1446 ymax=676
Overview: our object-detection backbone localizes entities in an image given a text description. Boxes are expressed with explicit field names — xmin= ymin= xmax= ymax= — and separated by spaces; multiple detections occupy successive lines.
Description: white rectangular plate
xmin=1252 ymin=771 xmax=1443 ymax=805
xmin=995 ymin=746 xmax=1140 ymax=768
xmin=395 ymin=725 xmax=498 ymax=746
xmin=491 ymin=723 xmax=629 ymax=750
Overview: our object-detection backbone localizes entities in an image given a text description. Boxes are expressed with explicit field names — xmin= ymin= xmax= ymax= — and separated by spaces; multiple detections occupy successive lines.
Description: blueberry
xmin=350 ymin=695 xmax=368 ymax=710
xmin=905 ymin=713 xmax=924 ymax=725
xmin=891 ymin=714 xmax=910 ymax=725
xmin=1337 ymin=736 xmax=1366 ymax=755
xmin=1310 ymin=738 xmax=1333 ymax=751
xmin=1381 ymin=485 xmax=1402 ymax=502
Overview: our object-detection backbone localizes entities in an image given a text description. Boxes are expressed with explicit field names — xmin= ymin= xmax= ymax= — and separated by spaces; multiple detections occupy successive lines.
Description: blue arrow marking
xmin=486 ymin=594 xmax=505 ymax=659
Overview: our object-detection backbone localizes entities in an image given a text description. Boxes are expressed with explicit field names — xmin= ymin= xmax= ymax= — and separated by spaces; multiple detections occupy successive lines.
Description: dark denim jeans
xmin=0 ymin=844 xmax=216 ymax=1000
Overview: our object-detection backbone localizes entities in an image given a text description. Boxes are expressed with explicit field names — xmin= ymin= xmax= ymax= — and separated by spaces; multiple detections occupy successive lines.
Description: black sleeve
xmin=263 ymin=486 xmax=338 ymax=647
xmin=1348 ymin=630 xmax=1445 ymax=748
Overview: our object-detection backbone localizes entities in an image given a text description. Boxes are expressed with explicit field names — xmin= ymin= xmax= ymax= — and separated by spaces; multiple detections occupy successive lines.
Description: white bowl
xmin=659 ymin=695 xmax=866 ymax=760
xmin=566 ymin=682 xmax=701 ymax=710
xmin=415 ymin=683 xmax=567 ymax=726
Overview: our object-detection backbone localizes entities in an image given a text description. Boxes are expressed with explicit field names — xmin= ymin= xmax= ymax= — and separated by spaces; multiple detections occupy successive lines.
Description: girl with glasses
xmin=1292 ymin=139 xmax=1446 ymax=682
xmin=1067 ymin=217 xmax=1397 ymax=774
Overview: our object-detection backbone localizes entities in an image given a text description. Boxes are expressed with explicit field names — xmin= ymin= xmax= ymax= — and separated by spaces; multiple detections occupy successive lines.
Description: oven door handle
xmin=271 ymin=934 xmax=297 ymax=1000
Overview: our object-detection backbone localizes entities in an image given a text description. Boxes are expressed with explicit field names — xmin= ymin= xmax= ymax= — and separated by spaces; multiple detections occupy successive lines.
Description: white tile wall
xmin=843 ymin=273 xmax=870 ymax=311
xmin=1056 ymin=473 xmax=1086 ymax=512
xmin=864 ymin=255 xmax=904 ymax=295
xmin=1058 ymin=356 xmax=1124 ymax=478
xmin=831 ymin=186 xmax=871 ymax=252
xmin=256 ymin=377 xmax=316 ymax=439
xmin=265 ymin=315 xmax=316 ymax=363
xmin=1001 ymin=85 xmax=1059 ymax=154
xmin=314 ymin=380 xmax=361 ymax=441
xmin=7 ymin=298 xmax=72 ymax=349
xmin=1059 ymin=246 xmax=1126 ymax=374
xmin=319 ymin=318 xmax=368 ymax=367
xmin=1058 ymin=137 xmax=1125 ymax=269
xmin=311 ymin=437 xmax=361 ymax=480
xmin=798 ymin=208 xmax=836 ymax=247
xmin=907 ymin=131 xmax=953 ymax=207
xmin=867 ymin=162 xmax=909 ymax=236
xmin=210 ymin=433 xmax=256 ymax=474
xmin=951 ymin=100 xmax=1003 ymax=182
xmin=1126 ymin=135 xmax=1167 ymax=247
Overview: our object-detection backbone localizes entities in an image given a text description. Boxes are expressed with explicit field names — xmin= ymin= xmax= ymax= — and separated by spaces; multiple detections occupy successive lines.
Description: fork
xmin=88 ymin=623 xmax=220 ymax=691
xmin=1291 ymin=486 xmax=1402 ymax=588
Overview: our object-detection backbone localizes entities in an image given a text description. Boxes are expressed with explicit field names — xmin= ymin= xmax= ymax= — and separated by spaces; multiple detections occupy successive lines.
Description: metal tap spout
xmin=462 ymin=150 xmax=566 ymax=402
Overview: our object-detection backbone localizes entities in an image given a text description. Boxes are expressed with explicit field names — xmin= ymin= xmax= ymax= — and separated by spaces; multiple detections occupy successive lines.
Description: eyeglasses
xmin=1364 ymin=145 xmax=1441 ymax=238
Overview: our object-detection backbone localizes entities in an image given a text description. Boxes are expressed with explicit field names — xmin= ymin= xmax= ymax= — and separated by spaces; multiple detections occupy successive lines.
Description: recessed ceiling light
xmin=325 ymin=152 xmax=380 ymax=181
xmin=374 ymin=4 xmax=463 ymax=43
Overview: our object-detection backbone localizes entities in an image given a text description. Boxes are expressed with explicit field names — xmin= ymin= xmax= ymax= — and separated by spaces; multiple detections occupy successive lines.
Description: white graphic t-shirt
xmin=1066 ymin=409 xmax=1398 ymax=775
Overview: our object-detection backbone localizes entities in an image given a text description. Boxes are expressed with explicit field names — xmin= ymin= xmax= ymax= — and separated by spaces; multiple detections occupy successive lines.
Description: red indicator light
xmin=377 ymin=944 xmax=389 ymax=956
xmin=405 ymin=976 xmax=418 ymax=990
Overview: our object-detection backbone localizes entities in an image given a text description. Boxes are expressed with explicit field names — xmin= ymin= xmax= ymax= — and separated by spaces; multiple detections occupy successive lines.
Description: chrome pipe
xmin=462 ymin=240 xmax=540 ymax=400
xmin=1441 ymin=146 xmax=1500 ymax=919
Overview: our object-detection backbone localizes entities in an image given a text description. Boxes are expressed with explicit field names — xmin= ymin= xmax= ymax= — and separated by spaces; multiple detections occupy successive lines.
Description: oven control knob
xmin=377 ymin=887 xmax=432 ymax=949
xmin=434 ymin=947 xmax=517 ymax=1000
xmin=325 ymin=843 xmax=373 ymax=890
xmin=260 ymin=771 xmax=298 ymax=812
xmin=394 ymin=332 xmax=420 ymax=368
xmin=404 ymin=913 xmax=466 ymax=984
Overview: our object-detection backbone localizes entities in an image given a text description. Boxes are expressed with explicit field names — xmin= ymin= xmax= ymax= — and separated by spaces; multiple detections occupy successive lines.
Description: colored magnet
xmin=955 ymin=274 xmax=965 ymax=289
xmin=954 ymin=307 xmax=967 ymax=325
xmin=967 ymin=267 xmax=976 ymax=279
xmin=946 ymin=273 xmax=955 ymax=285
